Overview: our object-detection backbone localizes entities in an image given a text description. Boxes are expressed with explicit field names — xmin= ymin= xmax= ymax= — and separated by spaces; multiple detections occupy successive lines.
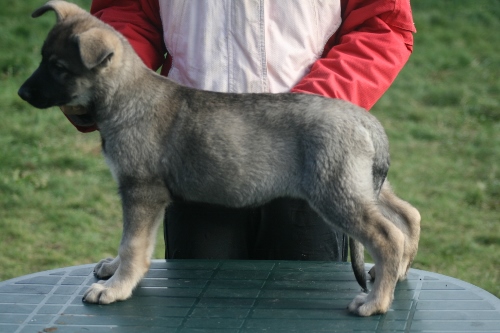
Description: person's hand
xmin=60 ymin=105 xmax=88 ymax=115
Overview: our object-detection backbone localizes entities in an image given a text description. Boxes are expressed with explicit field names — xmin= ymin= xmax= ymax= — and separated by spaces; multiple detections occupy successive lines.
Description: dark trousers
xmin=164 ymin=198 xmax=348 ymax=261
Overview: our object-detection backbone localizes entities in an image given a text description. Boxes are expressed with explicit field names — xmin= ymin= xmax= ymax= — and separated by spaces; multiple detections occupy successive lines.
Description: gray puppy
xmin=18 ymin=1 xmax=420 ymax=316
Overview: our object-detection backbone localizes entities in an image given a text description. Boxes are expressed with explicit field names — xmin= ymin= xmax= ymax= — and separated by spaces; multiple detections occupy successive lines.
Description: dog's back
xmin=160 ymin=90 xmax=389 ymax=210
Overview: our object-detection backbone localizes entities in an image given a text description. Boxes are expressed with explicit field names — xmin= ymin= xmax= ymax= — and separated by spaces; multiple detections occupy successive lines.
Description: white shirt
xmin=159 ymin=0 xmax=342 ymax=93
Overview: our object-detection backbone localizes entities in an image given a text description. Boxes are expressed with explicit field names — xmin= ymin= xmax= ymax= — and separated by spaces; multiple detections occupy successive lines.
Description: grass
xmin=1 ymin=1 xmax=499 ymax=297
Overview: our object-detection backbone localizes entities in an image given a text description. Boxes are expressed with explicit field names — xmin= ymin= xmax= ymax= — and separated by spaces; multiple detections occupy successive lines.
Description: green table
xmin=1 ymin=260 xmax=499 ymax=332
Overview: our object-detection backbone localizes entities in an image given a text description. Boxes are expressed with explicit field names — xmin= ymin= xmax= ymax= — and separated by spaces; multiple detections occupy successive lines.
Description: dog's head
xmin=18 ymin=0 xmax=124 ymax=109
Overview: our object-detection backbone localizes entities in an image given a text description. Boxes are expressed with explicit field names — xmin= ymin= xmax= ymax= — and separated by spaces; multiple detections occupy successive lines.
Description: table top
xmin=0 ymin=260 xmax=499 ymax=333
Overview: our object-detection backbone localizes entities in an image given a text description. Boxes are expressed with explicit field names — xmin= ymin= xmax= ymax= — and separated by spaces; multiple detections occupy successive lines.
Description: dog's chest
xmin=101 ymin=139 xmax=120 ymax=182
xmin=103 ymin=153 xmax=119 ymax=183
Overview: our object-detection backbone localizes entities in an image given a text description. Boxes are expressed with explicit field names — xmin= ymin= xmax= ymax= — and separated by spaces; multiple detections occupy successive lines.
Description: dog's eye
xmin=52 ymin=61 xmax=68 ymax=72
xmin=55 ymin=63 xmax=66 ymax=71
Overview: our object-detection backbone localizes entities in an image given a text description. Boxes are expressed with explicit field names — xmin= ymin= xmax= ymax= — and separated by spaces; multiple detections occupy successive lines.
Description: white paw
xmin=348 ymin=292 xmax=389 ymax=316
xmin=94 ymin=257 xmax=120 ymax=279
xmin=82 ymin=280 xmax=132 ymax=304
xmin=348 ymin=293 xmax=369 ymax=315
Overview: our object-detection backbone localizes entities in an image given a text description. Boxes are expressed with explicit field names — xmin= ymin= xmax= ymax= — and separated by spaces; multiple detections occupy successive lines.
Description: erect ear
xmin=32 ymin=0 xmax=87 ymax=22
xmin=75 ymin=28 xmax=122 ymax=70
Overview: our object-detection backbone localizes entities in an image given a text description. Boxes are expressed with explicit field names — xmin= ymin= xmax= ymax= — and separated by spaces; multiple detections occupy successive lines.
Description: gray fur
xmin=18 ymin=1 xmax=421 ymax=316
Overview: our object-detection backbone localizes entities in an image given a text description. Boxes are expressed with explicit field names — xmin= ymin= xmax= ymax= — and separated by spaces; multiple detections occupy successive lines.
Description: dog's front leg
xmin=83 ymin=183 xmax=169 ymax=304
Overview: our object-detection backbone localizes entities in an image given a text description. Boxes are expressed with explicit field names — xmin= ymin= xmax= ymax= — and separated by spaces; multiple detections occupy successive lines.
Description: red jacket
xmin=72 ymin=0 xmax=415 ymax=132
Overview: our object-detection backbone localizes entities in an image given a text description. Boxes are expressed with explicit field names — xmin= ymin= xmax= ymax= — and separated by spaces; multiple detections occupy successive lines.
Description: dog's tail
xmin=349 ymin=237 xmax=368 ymax=292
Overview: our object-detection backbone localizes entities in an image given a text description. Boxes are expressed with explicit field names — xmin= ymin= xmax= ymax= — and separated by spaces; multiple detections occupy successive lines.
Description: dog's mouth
xmin=21 ymin=97 xmax=69 ymax=110
xmin=60 ymin=104 xmax=88 ymax=115
xmin=18 ymin=86 xmax=72 ymax=109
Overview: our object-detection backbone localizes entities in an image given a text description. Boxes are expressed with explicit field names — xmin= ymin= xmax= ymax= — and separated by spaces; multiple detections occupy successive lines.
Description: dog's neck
xmin=90 ymin=61 xmax=180 ymax=136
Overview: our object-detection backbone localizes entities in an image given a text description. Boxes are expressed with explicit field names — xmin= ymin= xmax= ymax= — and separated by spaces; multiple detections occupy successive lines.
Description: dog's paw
xmin=93 ymin=257 xmax=120 ymax=279
xmin=348 ymin=293 xmax=389 ymax=316
xmin=82 ymin=281 xmax=132 ymax=304
xmin=348 ymin=293 xmax=369 ymax=315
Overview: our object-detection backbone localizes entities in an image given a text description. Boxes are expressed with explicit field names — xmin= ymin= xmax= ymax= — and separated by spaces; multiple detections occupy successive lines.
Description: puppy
xmin=18 ymin=1 xmax=420 ymax=316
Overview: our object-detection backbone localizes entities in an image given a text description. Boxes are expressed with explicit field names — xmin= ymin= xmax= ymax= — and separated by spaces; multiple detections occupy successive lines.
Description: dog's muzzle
xmin=18 ymin=85 xmax=33 ymax=103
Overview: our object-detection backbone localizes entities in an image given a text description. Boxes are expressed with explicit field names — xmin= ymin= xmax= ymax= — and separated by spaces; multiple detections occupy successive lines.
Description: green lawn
xmin=1 ymin=1 xmax=498 ymax=297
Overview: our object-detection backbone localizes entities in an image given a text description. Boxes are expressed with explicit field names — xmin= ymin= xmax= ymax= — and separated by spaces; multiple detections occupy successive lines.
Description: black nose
xmin=18 ymin=85 xmax=32 ymax=102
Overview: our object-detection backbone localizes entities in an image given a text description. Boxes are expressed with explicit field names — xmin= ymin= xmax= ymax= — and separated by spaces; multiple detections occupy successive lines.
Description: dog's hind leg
xmin=346 ymin=205 xmax=405 ymax=316
xmin=83 ymin=183 xmax=169 ymax=304
xmin=312 ymin=193 xmax=405 ymax=316
xmin=326 ymin=200 xmax=405 ymax=316
xmin=369 ymin=181 xmax=421 ymax=281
